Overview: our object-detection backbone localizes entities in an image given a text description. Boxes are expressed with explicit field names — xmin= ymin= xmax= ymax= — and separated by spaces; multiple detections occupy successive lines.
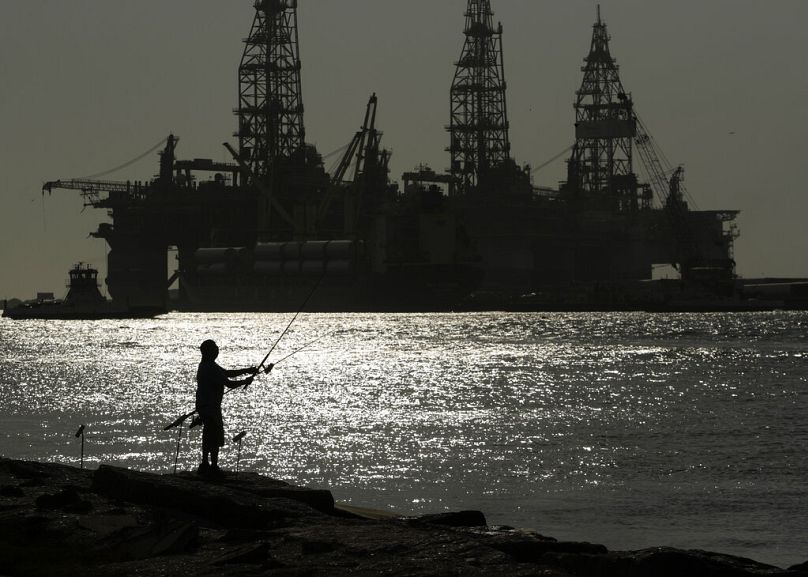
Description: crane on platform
xmin=320 ymin=93 xmax=390 ymax=228
xmin=41 ymin=135 xmax=180 ymax=207
xmin=633 ymin=115 xmax=703 ymax=277
xmin=42 ymin=179 xmax=133 ymax=207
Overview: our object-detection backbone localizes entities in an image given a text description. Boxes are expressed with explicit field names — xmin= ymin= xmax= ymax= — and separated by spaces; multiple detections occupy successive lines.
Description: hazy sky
xmin=1 ymin=1 xmax=806 ymax=298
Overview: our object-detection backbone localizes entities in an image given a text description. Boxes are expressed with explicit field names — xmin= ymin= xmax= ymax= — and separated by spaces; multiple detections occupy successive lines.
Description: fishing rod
xmin=164 ymin=410 xmax=196 ymax=431
xmin=163 ymin=275 xmax=324 ymax=431
xmin=255 ymin=274 xmax=324 ymax=373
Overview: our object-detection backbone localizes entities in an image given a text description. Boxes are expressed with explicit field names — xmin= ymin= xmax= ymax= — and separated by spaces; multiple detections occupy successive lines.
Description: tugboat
xmin=2 ymin=263 xmax=163 ymax=320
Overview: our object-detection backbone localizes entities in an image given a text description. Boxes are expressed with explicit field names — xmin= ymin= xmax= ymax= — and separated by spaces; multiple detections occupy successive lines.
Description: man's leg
xmin=201 ymin=420 xmax=210 ymax=464
xmin=199 ymin=413 xmax=212 ymax=473
xmin=208 ymin=411 xmax=225 ymax=472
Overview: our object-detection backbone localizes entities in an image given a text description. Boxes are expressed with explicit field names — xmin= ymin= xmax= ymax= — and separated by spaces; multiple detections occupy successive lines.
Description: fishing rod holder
xmin=233 ymin=431 xmax=247 ymax=475
xmin=75 ymin=425 xmax=86 ymax=469
xmin=172 ymin=420 xmax=187 ymax=476
xmin=163 ymin=411 xmax=198 ymax=476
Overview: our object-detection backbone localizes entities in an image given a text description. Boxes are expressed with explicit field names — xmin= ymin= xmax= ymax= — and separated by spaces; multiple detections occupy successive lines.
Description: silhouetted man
xmin=196 ymin=339 xmax=257 ymax=476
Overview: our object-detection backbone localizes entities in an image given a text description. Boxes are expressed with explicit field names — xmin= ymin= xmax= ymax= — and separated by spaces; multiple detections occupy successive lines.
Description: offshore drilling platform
xmin=43 ymin=1 xmax=739 ymax=312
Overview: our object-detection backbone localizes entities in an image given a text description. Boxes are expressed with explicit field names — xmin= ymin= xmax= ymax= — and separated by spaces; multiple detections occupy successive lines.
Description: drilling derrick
xmin=237 ymin=0 xmax=305 ymax=178
xmin=234 ymin=0 xmax=329 ymax=241
xmin=448 ymin=0 xmax=510 ymax=194
xmin=566 ymin=8 xmax=640 ymax=211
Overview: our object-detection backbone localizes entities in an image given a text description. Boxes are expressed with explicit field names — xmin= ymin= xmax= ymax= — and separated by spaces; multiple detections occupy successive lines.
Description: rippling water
xmin=1 ymin=311 xmax=806 ymax=567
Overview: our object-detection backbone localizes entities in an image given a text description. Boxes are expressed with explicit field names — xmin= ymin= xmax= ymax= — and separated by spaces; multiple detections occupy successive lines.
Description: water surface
xmin=1 ymin=311 xmax=805 ymax=567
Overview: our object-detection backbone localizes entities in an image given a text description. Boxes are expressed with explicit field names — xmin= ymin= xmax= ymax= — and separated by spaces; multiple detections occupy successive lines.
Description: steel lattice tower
xmin=237 ymin=0 xmax=305 ymax=178
xmin=448 ymin=0 xmax=510 ymax=194
xmin=567 ymin=8 xmax=638 ymax=210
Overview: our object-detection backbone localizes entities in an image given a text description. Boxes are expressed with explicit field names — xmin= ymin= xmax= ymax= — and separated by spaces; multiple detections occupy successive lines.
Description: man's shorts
xmin=198 ymin=408 xmax=225 ymax=448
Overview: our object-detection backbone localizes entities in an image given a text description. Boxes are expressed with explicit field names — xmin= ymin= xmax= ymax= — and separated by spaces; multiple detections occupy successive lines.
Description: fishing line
xmin=273 ymin=334 xmax=328 ymax=366
xmin=229 ymin=332 xmax=329 ymax=397
xmin=255 ymin=274 xmax=324 ymax=372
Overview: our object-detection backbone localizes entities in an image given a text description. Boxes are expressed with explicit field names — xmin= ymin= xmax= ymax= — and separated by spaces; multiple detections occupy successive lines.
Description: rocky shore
xmin=0 ymin=458 xmax=805 ymax=577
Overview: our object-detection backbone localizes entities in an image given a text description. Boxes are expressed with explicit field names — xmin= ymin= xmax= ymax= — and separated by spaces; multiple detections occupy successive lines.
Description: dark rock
xmin=92 ymin=465 xmax=329 ymax=529
xmin=633 ymin=547 xmax=732 ymax=577
xmin=485 ymin=531 xmax=607 ymax=563
xmin=78 ymin=514 xmax=140 ymax=536
xmin=192 ymin=471 xmax=336 ymax=515
xmin=410 ymin=510 xmax=488 ymax=527
xmin=377 ymin=542 xmax=410 ymax=555
xmin=0 ymin=458 xmax=800 ymax=577
xmin=0 ymin=485 xmax=24 ymax=497
xmin=19 ymin=478 xmax=43 ymax=488
xmin=212 ymin=542 xmax=271 ymax=565
xmin=98 ymin=520 xmax=199 ymax=560
xmin=540 ymin=550 xmax=627 ymax=576
xmin=271 ymin=569 xmax=317 ymax=577
xmin=543 ymin=547 xmax=799 ymax=577
xmin=301 ymin=538 xmax=337 ymax=554
xmin=35 ymin=487 xmax=82 ymax=510
xmin=1 ymin=458 xmax=93 ymax=486
xmin=628 ymin=547 xmax=792 ymax=577
xmin=65 ymin=499 xmax=93 ymax=513
xmin=0 ymin=513 xmax=72 ymax=544
xmin=7 ymin=514 xmax=50 ymax=536
xmin=789 ymin=561 xmax=808 ymax=574
xmin=221 ymin=528 xmax=270 ymax=543
xmin=3 ymin=460 xmax=49 ymax=480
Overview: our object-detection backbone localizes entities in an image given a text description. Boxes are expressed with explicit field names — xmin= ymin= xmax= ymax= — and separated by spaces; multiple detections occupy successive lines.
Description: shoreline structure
xmin=0 ymin=458 xmax=805 ymax=576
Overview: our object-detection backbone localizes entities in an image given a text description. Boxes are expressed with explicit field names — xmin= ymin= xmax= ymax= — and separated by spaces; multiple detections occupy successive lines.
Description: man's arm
xmin=225 ymin=375 xmax=254 ymax=390
xmin=224 ymin=366 xmax=259 ymax=378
